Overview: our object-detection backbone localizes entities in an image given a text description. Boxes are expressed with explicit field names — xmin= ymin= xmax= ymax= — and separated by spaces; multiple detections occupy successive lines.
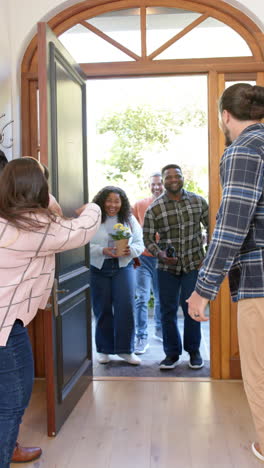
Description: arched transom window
xmin=59 ymin=6 xmax=252 ymax=63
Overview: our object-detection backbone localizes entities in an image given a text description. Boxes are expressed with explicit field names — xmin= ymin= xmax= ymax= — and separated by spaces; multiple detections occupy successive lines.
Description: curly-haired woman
xmin=91 ymin=186 xmax=144 ymax=365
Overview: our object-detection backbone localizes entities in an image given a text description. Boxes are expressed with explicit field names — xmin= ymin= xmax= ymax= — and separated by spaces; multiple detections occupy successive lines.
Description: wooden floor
xmin=15 ymin=378 xmax=262 ymax=468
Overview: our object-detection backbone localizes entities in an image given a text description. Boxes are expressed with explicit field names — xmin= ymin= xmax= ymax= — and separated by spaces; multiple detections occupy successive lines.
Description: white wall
xmin=7 ymin=0 xmax=81 ymax=157
xmin=0 ymin=2 xmax=13 ymax=160
xmin=0 ymin=0 xmax=263 ymax=158
xmin=226 ymin=0 xmax=264 ymax=31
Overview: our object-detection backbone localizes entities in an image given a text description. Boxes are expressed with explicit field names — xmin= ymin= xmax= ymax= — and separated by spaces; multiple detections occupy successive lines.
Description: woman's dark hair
xmin=42 ymin=163 xmax=49 ymax=181
xmin=92 ymin=186 xmax=131 ymax=224
xmin=0 ymin=158 xmax=55 ymax=230
xmin=0 ymin=150 xmax=8 ymax=172
xmin=22 ymin=156 xmax=49 ymax=180
xmin=219 ymin=83 xmax=264 ymax=121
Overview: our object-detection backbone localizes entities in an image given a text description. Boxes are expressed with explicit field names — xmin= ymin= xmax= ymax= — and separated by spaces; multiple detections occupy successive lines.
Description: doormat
xmin=93 ymin=356 xmax=210 ymax=378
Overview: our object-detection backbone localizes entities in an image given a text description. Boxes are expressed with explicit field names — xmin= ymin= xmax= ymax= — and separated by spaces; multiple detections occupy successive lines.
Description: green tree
xmin=97 ymin=104 xmax=207 ymax=184
xmin=97 ymin=106 xmax=180 ymax=181
xmin=176 ymin=108 xmax=207 ymax=128
xmin=181 ymin=164 xmax=208 ymax=199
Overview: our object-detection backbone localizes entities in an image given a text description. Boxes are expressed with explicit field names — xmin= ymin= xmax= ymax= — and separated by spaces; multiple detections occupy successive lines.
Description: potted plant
xmin=110 ymin=223 xmax=131 ymax=256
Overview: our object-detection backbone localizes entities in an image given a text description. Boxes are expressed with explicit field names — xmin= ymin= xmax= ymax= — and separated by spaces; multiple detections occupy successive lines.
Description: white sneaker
xmin=252 ymin=442 xmax=264 ymax=461
xmin=134 ymin=337 xmax=149 ymax=355
xmin=97 ymin=353 xmax=110 ymax=364
xmin=153 ymin=328 xmax=163 ymax=342
xmin=118 ymin=353 xmax=141 ymax=365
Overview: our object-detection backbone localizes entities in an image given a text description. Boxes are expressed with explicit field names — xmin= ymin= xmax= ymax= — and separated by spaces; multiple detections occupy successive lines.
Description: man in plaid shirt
xmin=187 ymin=83 xmax=264 ymax=463
xmin=143 ymin=164 xmax=208 ymax=370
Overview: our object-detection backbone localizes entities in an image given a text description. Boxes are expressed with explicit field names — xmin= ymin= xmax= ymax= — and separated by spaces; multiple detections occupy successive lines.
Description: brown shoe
xmin=11 ymin=442 xmax=42 ymax=463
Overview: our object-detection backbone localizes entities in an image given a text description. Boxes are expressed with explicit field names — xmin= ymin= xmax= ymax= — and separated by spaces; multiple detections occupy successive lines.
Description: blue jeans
xmin=91 ymin=259 xmax=136 ymax=354
xmin=158 ymin=269 xmax=201 ymax=356
xmin=135 ymin=255 xmax=161 ymax=338
xmin=0 ymin=320 xmax=34 ymax=468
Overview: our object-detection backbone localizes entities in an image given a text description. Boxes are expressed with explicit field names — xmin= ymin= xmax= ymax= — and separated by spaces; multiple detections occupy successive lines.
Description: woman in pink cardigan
xmin=0 ymin=158 xmax=101 ymax=468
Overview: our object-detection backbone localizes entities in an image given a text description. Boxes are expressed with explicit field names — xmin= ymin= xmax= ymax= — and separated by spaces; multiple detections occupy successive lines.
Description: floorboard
xmin=14 ymin=379 xmax=261 ymax=468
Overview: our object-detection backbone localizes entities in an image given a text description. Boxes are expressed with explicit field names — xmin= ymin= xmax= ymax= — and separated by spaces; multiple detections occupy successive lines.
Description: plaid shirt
xmin=195 ymin=123 xmax=264 ymax=302
xmin=0 ymin=204 xmax=101 ymax=346
xmin=143 ymin=190 xmax=208 ymax=275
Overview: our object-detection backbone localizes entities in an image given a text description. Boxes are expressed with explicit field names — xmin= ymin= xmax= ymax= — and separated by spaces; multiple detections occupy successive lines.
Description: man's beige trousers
xmin=238 ymin=297 xmax=264 ymax=454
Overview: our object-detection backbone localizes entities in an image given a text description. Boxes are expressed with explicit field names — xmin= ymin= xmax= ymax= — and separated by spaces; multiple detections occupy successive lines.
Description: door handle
xmin=56 ymin=289 xmax=70 ymax=294
xmin=52 ymin=278 xmax=59 ymax=318
xmin=52 ymin=280 xmax=70 ymax=318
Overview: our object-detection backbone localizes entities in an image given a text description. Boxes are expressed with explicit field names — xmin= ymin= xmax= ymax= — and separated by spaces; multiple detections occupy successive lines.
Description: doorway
xmin=85 ymin=74 xmax=210 ymax=377
xmin=19 ymin=0 xmax=264 ymax=438
xmin=21 ymin=0 xmax=264 ymax=385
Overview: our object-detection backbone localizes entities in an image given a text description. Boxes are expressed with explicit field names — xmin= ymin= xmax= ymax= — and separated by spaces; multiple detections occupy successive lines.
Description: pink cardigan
xmin=0 ymin=203 xmax=101 ymax=346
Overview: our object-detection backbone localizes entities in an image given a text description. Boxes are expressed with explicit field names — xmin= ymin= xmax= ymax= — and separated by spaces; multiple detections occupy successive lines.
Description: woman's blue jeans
xmin=158 ymin=269 xmax=201 ymax=357
xmin=90 ymin=259 xmax=136 ymax=354
xmin=0 ymin=320 xmax=34 ymax=468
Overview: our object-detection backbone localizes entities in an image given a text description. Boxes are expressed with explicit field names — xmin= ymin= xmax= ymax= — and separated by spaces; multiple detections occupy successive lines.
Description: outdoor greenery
xmin=98 ymin=105 xmax=179 ymax=181
xmin=180 ymin=164 xmax=207 ymax=196
xmin=97 ymin=104 xmax=207 ymax=196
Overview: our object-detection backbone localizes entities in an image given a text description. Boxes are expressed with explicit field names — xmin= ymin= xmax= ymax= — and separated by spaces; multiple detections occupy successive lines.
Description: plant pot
xmin=114 ymin=238 xmax=129 ymax=256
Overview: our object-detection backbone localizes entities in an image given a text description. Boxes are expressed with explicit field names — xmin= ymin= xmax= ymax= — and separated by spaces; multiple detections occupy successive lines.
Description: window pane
xmin=59 ymin=23 xmax=134 ymax=63
xmin=86 ymin=75 xmax=209 ymax=202
xmin=146 ymin=7 xmax=201 ymax=55
xmin=87 ymin=8 xmax=141 ymax=56
xmin=155 ymin=17 xmax=252 ymax=59
xmin=226 ymin=80 xmax=255 ymax=88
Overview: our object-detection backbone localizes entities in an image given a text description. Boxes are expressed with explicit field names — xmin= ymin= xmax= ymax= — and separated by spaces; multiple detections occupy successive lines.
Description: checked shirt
xmin=0 ymin=204 xmax=101 ymax=346
xmin=143 ymin=190 xmax=208 ymax=275
xmin=195 ymin=123 xmax=264 ymax=302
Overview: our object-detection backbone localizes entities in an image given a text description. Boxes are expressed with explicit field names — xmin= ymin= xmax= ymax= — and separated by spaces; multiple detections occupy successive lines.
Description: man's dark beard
xmin=225 ymin=130 xmax=232 ymax=147
xmin=166 ymin=185 xmax=183 ymax=195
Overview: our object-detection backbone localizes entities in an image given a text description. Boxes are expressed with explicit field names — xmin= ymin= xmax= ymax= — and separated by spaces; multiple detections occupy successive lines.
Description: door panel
xmin=38 ymin=22 xmax=91 ymax=436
